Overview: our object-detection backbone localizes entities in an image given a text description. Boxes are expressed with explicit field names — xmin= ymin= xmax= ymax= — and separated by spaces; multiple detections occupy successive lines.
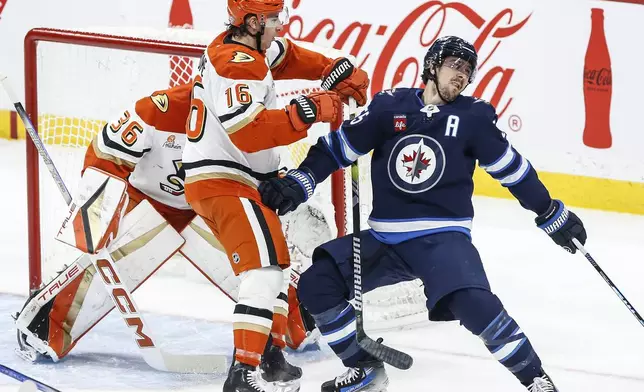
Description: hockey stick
xmin=348 ymin=98 xmax=413 ymax=370
xmin=0 ymin=363 xmax=61 ymax=392
xmin=0 ymin=72 xmax=72 ymax=204
xmin=573 ymin=238 xmax=644 ymax=328
xmin=0 ymin=72 xmax=227 ymax=373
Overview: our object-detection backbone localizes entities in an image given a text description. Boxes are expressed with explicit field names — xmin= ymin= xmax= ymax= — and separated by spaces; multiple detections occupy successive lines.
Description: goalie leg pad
xmin=15 ymin=199 xmax=184 ymax=361
xmin=56 ymin=167 xmax=128 ymax=254
xmin=233 ymin=266 xmax=283 ymax=367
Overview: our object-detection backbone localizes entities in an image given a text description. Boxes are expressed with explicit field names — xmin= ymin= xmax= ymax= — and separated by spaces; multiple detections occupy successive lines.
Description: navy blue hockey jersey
xmin=300 ymin=88 xmax=552 ymax=244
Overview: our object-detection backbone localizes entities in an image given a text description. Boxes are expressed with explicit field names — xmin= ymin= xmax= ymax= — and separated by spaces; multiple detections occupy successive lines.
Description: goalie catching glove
xmin=259 ymin=169 xmax=316 ymax=216
xmin=321 ymin=57 xmax=370 ymax=106
xmin=286 ymin=91 xmax=343 ymax=132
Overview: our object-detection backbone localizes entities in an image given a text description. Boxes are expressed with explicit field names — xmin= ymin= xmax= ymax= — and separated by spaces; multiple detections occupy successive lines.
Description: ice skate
xmin=260 ymin=344 xmax=302 ymax=391
xmin=524 ymin=371 xmax=559 ymax=392
xmin=321 ymin=359 xmax=388 ymax=392
xmin=223 ymin=362 xmax=272 ymax=392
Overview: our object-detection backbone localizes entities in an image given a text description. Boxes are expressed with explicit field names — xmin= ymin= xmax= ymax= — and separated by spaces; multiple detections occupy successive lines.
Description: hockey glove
xmin=286 ymin=91 xmax=343 ymax=132
xmin=321 ymin=57 xmax=370 ymax=106
xmin=535 ymin=199 xmax=587 ymax=254
xmin=259 ymin=169 xmax=316 ymax=216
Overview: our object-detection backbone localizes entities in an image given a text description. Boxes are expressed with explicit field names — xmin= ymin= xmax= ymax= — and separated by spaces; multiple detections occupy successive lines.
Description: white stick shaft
xmin=0 ymin=72 xmax=72 ymax=205
xmin=91 ymin=250 xmax=227 ymax=373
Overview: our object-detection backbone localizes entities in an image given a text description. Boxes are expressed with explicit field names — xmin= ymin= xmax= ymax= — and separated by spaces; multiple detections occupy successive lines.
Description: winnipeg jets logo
xmin=230 ymin=51 xmax=255 ymax=63
xmin=401 ymin=140 xmax=431 ymax=181
xmin=420 ymin=104 xmax=440 ymax=119
xmin=388 ymin=135 xmax=445 ymax=193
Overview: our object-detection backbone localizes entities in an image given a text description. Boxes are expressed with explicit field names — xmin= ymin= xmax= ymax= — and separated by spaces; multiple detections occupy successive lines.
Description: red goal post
xmin=23 ymin=28 xmax=347 ymax=292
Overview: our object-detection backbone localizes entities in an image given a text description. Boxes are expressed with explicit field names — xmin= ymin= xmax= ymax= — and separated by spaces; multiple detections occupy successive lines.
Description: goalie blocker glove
xmin=535 ymin=199 xmax=587 ymax=253
xmin=259 ymin=169 xmax=315 ymax=216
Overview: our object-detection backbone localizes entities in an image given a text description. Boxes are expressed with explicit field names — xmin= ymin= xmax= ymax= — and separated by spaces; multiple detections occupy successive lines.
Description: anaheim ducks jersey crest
xmin=84 ymin=83 xmax=193 ymax=210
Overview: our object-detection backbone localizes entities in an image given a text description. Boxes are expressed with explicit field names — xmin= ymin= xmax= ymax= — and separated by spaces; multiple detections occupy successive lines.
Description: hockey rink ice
xmin=0 ymin=139 xmax=643 ymax=391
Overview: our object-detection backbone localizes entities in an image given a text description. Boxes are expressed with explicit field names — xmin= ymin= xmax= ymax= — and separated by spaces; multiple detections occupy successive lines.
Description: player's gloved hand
xmin=321 ymin=57 xmax=370 ymax=106
xmin=259 ymin=169 xmax=316 ymax=216
xmin=535 ymin=199 xmax=587 ymax=254
xmin=286 ymin=91 xmax=343 ymax=132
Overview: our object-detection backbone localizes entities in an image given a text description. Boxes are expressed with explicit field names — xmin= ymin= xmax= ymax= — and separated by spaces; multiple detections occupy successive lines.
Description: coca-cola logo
xmin=281 ymin=0 xmax=531 ymax=118
xmin=584 ymin=68 xmax=612 ymax=86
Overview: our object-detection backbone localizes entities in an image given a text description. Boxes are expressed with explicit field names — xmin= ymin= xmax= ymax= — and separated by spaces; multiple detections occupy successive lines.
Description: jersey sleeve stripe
xmin=91 ymin=137 xmax=136 ymax=168
xmin=270 ymin=38 xmax=288 ymax=69
xmin=320 ymin=135 xmax=344 ymax=169
xmin=337 ymin=128 xmax=362 ymax=163
xmin=218 ymin=102 xmax=253 ymax=123
xmin=499 ymin=157 xmax=531 ymax=186
xmin=183 ymin=159 xmax=281 ymax=181
xmin=479 ymin=144 xmax=515 ymax=174
xmin=222 ymin=104 xmax=266 ymax=134
xmin=100 ymin=125 xmax=151 ymax=158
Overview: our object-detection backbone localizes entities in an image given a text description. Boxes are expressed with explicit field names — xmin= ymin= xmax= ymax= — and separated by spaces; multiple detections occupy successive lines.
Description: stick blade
xmin=155 ymin=352 xmax=228 ymax=373
xmin=358 ymin=337 xmax=413 ymax=370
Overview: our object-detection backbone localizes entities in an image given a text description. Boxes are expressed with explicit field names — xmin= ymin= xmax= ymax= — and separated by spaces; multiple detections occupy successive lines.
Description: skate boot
xmin=260 ymin=344 xmax=302 ymax=391
xmin=524 ymin=371 xmax=559 ymax=392
xmin=13 ymin=287 xmax=57 ymax=362
xmin=223 ymin=362 xmax=272 ymax=392
xmin=321 ymin=359 xmax=389 ymax=392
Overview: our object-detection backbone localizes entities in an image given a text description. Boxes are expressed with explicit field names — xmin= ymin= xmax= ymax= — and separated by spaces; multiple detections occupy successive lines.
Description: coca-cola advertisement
xmin=280 ymin=0 xmax=530 ymax=120
xmin=583 ymin=8 xmax=612 ymax=149
xmin=0 ymin=0 xmax=642 ymax=209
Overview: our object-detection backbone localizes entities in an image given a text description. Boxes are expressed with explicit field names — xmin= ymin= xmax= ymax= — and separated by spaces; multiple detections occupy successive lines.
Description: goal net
xmin=25 ymin=27 xmax=427 ymax=323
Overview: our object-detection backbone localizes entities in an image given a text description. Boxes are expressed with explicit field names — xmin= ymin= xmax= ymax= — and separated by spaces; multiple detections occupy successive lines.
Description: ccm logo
xmin=37 ymin=264 xmax=81 ymax=302
xmin=97 ymin=259 xmax=155 ymax=348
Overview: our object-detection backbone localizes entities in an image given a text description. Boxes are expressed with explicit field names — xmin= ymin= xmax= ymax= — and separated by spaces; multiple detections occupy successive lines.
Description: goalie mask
xmin=421 ymin=36 xmax=478 ymax=85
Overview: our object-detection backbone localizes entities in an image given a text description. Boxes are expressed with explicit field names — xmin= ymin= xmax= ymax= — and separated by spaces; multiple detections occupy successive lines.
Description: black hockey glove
xmin=535 ymin=199 xmax=587 ymax=254
xmin=259 ymin=169 xmax=316 ymax=216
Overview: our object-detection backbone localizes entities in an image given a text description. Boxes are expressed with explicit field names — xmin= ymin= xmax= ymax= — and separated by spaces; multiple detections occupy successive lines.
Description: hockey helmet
xmin=227 ymin=0 xmax=288 ymax=28
xmin=421 ymin=36 xmax=478 ymax=84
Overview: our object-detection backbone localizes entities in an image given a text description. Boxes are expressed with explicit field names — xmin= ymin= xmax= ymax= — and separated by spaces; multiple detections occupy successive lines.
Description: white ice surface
xmin=0 ymin=139 xmax=643 ymax=391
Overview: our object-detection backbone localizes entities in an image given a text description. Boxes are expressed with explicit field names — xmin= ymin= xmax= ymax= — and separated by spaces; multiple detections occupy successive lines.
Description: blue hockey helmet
xmin=421 ymin=36 xmax=478 ymax=84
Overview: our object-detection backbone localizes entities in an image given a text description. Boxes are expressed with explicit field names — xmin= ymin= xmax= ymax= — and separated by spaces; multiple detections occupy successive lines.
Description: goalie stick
xmin=0 ymin=72 xmax=227 ymax=373
xmin=573 ymin=238 xmax=644 ymax=328
xmin=0 ymin=363 xmax=61 ymax=392
xmin=347 ymin=97 xmax=414 ymax=370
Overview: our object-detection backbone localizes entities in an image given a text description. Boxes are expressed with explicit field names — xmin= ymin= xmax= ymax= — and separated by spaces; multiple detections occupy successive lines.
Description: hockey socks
xmin=310 ymin=302 xmax=366 ymax=367
xmin=447 ymin=288 xmax=542 ymax=385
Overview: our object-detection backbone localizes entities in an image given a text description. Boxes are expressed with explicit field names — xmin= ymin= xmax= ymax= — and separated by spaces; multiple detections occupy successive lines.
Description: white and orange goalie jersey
xmin=84 ymin=83 xmax=195 ymax=230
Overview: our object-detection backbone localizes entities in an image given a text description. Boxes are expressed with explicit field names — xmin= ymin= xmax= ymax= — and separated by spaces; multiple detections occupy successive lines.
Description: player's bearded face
xmin=436 ymin=56 xmax=471 ymax=101
xmin=260 ymin=10 xmax=287 ymax=50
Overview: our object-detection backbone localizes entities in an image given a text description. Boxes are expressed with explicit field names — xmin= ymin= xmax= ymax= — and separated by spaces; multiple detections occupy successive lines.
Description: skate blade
xmin=14 ymin=347 xmax=42 ymax=363
xmin=270 ymin=380 xmax=300 ymax=392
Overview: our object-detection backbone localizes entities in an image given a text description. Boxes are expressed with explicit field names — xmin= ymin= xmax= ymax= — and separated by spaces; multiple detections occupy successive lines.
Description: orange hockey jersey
xmin=84 ymin=83 xmax=192 ymax=210
xmin=182 ymin=32 xmax=334 ymax=203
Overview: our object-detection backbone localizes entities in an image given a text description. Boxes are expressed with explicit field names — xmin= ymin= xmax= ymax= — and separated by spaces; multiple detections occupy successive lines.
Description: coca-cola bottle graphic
xmin=169 ymin=0 xmax=194 ymax=87
xmin=583 ymin=8 xmax=612 ymax=149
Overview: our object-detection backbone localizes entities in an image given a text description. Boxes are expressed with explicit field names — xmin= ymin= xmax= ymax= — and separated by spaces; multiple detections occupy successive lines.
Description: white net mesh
xmin=31 ymin=28 xmax=427 ymax=323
